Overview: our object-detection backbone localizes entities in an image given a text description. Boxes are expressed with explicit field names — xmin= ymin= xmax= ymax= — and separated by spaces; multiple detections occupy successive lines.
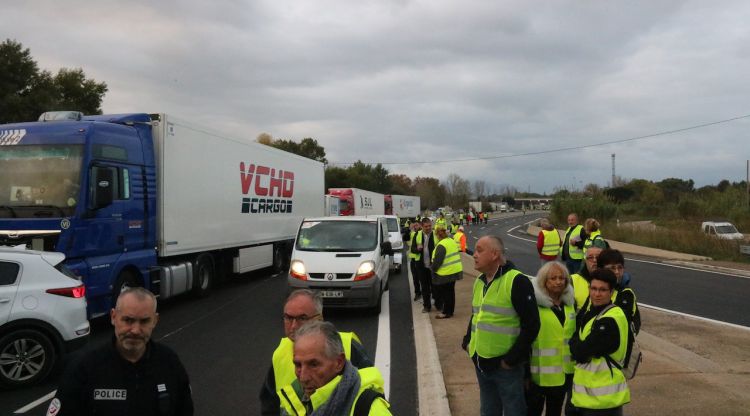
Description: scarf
xmin=308 ymin=361 xmax=361 ymax=416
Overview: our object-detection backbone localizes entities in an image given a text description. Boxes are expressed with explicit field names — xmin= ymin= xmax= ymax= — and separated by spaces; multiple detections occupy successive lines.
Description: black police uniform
xmin=49 ymin=337 xmax=193 ymax=416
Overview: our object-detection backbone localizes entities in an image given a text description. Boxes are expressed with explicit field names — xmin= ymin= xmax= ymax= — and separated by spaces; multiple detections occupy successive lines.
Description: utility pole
xmin=611 ymin=153 xmax=616 ymax=187
xmin=746 ymin=160 xmax=749 ymax=209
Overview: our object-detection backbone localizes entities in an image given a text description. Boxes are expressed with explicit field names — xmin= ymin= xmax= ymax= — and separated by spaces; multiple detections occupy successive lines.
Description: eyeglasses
xmin=589 ymin=286 xmax=611 ymax=293
xmin=283 ymin=313 xmax=320 ymax=323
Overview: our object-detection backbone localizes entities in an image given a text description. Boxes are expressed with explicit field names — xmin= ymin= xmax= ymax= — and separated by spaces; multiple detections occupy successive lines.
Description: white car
xmin=375 ymin=215 xmax=404 ymax=271
xmin=288 ymin=216 xmax=393 ymax=314
xmin=0 ymin=247 xmax=90 ymax=388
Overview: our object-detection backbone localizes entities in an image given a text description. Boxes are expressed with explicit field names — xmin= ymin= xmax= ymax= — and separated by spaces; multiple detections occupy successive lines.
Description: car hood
xmin=292 ymin=250 xmax=378 ymax=274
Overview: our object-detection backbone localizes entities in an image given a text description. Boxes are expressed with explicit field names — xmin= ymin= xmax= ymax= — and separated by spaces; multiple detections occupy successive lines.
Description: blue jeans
xmin=474 ymin=363 xmax=526 ymax=416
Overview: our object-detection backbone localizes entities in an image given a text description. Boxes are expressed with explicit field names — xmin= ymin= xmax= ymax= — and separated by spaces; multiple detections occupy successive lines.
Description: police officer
xmin=260 ymin=289 xmax=373 ymax=415
xmin=49 ymin=287 xmax=193 ymax=416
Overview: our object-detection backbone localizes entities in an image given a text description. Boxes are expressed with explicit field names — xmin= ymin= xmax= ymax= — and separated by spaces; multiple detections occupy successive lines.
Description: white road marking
xmin=641 ymin=303 xmax=750 ymax=331
xmin=14 ymin=390 xmax=55 ymax=414
xmin=375 ymin=290 xmax=391 ymax=399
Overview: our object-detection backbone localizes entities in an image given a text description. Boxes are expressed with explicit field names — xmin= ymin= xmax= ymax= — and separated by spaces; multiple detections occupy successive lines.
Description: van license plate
xmin=320 ymin=290 xmax=344 ymax=298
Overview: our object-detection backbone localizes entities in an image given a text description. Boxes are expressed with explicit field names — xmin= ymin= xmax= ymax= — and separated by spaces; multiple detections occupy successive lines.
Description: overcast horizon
xmin=4 ymin=1 xmax=750 ymax=194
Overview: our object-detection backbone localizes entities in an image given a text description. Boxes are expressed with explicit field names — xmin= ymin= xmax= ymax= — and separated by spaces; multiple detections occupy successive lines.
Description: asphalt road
xmin=4 ymin=212 xmax=749 ymax=414
xmin=1 ymin=260 xmax=418 ymax=415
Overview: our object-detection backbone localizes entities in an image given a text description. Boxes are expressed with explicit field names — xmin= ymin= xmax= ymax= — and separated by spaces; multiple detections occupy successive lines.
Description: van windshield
xmin=386 ymin=218 xmax=399 ymax=232
xmin=296 ymin=220 xmax=378 ymax=252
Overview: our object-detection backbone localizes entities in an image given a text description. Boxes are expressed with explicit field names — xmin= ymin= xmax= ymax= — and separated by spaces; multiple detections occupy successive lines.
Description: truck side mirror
xmin=380 ymin=241 xmax=393 ymax=256
xmin=91 ymin=167 xmax=114 ymax=210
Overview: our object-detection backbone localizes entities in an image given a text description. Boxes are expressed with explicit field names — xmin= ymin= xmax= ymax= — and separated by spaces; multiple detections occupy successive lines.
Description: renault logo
xmin=326 ymin=273 xmax=335 ymax=280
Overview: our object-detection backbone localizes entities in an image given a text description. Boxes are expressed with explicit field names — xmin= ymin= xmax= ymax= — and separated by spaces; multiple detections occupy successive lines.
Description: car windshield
xmin=386 ymin=218 xmax=399 ymax=232
xmin=716 ymin=225 xmax=739 ymax=234
xmin=296 ymin=220 xmax=378 ymax=252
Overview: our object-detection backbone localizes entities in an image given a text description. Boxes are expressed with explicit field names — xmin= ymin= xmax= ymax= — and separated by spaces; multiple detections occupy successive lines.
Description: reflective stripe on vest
xmin=541 ymin=229 xmax=561 ymax=256
xmin=562 ymin=225 xmax=584 ymax=259
xmin=432 ymin=238 xmax=462 ymax=276
xmin=530 ymin=304 xmax=576 ymax=386
xmin=571 ymin=305 xmax=630 ymax=409
xmin=272 ymin=332 xmax=358 ymax=395
xmin=409 ymin=231 xmax=424 ymax=260
xmin=583 ymin=230 xmax=602 ymax=249
xmin=468 ymin=269 xmax=522 ymax=358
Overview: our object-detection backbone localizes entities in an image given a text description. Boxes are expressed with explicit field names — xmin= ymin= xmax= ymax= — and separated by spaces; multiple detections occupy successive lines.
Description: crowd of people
xmin=47 ymin=209 xmax=638 ymax=415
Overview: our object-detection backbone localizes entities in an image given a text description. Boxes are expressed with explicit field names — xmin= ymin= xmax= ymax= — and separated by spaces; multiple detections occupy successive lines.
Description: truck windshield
xmin=296 ymin=221 xmax=378 ymax=252
xmin=0 ymin=145 xmax=83 ymax=218
xmin=716 ymin=225 xmax=739 ymax=234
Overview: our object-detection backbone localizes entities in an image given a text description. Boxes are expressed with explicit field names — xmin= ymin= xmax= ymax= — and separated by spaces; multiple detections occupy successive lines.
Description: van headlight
xmin=290 ymin=260 xmax=307 ymax=280
xmin=354 ymin=261 xmax=376 ymax=281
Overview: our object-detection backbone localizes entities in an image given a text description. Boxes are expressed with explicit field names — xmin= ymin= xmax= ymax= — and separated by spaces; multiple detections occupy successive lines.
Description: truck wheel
xmin=371 ymin=289 xmax=383 ymax=315
xmin=193 ymin=253 xmax=214 ymax=297
xmin=113 ymin=269 xmax=141 ymax=307
xmin=0 ymin=329 xmax=57 ymax=388
xmin=273 ymin=244 xmax=289 ymax=274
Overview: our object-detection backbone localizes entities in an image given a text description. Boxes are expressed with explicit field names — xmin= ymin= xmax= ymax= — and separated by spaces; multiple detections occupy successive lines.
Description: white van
xmin=701 ymin=221 xmax=745 ymax=240
xmin=375 ymin=215 xmax=403 ymax=271
xmin=287 ymin=216 xmax=393 ymax=313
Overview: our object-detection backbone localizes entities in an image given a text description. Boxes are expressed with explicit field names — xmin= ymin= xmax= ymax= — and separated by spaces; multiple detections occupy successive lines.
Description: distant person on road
xmin=431 ymin=224 xmax=464 ymax=319
xmin=571 ymin=246 xmax=604 ymax=311
xmin=411 ymin=217 xmax=438 ymax=313
xmin=409 ymin=221 xmax=424 ymax=301
xmin=453 ymin=225 xmax=467 ymax=253
xmin=463 ymin=235 xmax=540 ymax=416
xmin=49 ymin=287 xmax=194 ymax=416
xmin=583 ymin=218 xmax=607 ymax=250
xmin=560 ymin=213 xmax=585 ymax=274
xmin=278 ymin=321 xmax=390 ymax=415
xmin=568 ymin=269 xmax=630 ymax=415
xmin=595 ymin=249 xmax=641 ymax=334
xmin=260 ymin=290 xmax=373 ymax=415
xmin=527 ymin=261 xmax=576 ymax=416
xmin=537 ymin=218 xmax=562 ymax=267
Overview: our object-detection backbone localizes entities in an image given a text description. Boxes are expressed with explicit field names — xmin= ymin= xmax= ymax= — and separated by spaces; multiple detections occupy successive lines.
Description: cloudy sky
xmin=4 ymin=1 xmax=750 ymax=194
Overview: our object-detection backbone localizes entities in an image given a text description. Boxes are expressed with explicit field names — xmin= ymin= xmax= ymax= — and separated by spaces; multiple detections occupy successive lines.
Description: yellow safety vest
xmin=561 ymin=225 xmax=584 ymax=259
xmin=541 ymin=229 xmax=561 ymax=256
xmin=530 ymin=303 xmax=576 ymax=386
xmin=432 ymin=238 xmax=463 ymax=276
xmin=451 ymin=223 xmax=459 ymax=234
xmin=572 ymin=305 xmax=630 ymax=410
xmin=279 ymin=367 xmax=390 ymax=415
xmin=583 ymin=230 xmax=602 ymax=250
xmin=571 ymin=273 xmax=589 ymax=311
xmin=468 ymin=269 xmax=522 ymax=358
xmin=272 ymin=332 xmax=359 ymax=395
xmin=453 ymin=231 xmax=466 ymax=252
xmin=409 ymin=230 xmax=424 ymax=260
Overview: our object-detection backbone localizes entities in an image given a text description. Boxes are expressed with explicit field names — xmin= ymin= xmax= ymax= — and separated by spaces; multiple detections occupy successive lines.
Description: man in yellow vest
xmin=536 ymin=218 xmax=561 ymax=266
xmin=408 ymin=222 xmax=423 ymax=301
xmin=569 ymin=269 xmax=630 ymax=414
xmin=560 ymin=213 xmax=585 ymax=274
xmin=260 ymin=290 xmax=373 ymax=415
xmin=278 ymin=321 xmax=390 ymax=415
xmin=411 ymin=218 xmax=437 ymax=313
xmin=463 ymin=236 xmax=540 ymax=416
xmin=430 ymin=224 xmax=463 ymax=319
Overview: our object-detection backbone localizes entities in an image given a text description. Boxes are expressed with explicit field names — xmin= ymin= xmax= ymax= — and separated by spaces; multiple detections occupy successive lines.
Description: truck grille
xmin=309 ymin=273 xmax=352 ymax=280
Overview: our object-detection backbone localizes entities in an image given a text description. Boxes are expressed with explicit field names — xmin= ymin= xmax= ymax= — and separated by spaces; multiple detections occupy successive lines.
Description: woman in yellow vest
xmin=528 ymin=261 xmax=576 ymax=416
xmin=582 ymin=218 xmax=607 ymax=250
xmin=569 ymin=268 xmax=630 ymax=415
xmin=430 ymin=224 xmax=463 ymax=319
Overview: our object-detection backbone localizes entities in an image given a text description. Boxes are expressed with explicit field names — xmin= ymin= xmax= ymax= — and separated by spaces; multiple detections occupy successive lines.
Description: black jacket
xmin=53 ymin=338 xmax=193 ymax=416
xmin=410 ymin=230 xmax=436 ymax=269
xmin=462 ymin=261 xmax=540 ymax=368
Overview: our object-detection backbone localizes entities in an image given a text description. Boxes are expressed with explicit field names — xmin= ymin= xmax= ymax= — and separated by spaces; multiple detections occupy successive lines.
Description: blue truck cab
xmin=0 ymin=112 xmax=158 ymax=318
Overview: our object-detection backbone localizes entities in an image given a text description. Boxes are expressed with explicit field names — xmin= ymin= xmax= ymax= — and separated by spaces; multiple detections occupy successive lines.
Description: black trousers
xmin=527 ymin=374 xmax=572 ymax=416
xmin=433 ymin=281 xmax=455 ymax=315
xmin=410 ymin=258 xmax=421 ymax=295
xmin=416 ymin=264 xmax=433 ymax=310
